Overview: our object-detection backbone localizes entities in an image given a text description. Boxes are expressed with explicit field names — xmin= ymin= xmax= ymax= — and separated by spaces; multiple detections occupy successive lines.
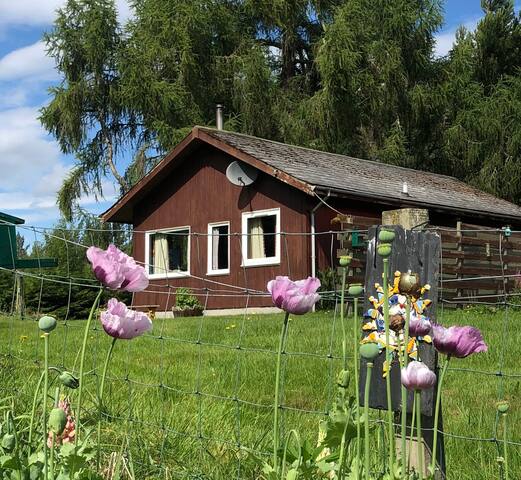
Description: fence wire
xmin=0 ymin=221 xmax=519 ymax=479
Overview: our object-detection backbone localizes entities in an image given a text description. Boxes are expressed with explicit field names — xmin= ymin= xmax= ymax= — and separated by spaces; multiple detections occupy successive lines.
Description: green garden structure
xmin=0 ymin=211 xmax=57 ymax=316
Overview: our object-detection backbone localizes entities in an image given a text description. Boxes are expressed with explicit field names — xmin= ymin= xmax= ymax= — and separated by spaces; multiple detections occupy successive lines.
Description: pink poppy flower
xmin=401 ymin=361 xmax=436 ymax=391
xmin=267 ymin=276 xmax=320 ymax=315
xmin=408 ymin=314 xmax=432 ymax=337
xmin=86 ymin=244 xmax=149 ymax=292
xmin=432 ymin=324 xmax=488 ymax=358
xmin=100 ymin=298 xmax=152 ymax=340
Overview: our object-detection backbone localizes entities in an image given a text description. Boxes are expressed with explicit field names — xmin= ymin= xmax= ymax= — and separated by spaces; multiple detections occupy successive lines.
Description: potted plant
xmin=172 ymin=287 xmax=204 ymax=317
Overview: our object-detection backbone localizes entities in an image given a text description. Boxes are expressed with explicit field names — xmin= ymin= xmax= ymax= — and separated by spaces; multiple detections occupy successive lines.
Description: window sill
xmin=241 ymin=258 xmax=280 ymax=268
xmin=148 ymin=272 xmax=190 ymax=280
xmin=206 ymin=270 xmax=230 ymax=276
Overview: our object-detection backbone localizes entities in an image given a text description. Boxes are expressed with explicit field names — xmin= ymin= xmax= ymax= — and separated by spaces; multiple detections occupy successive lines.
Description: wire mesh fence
xmin=0 ymin=219 xmax=519 ymax=479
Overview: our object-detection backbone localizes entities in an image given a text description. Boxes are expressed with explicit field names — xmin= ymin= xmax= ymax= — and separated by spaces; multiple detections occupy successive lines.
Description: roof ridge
xmin=195 ymin=125 xmax=462 ymax=184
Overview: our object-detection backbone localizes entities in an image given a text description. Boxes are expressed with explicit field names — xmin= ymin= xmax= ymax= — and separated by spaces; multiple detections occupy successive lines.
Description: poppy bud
xmin=497 ymin=401 xmax=509 ymax=414
xmin=337 ymin=369 xmax=350 ymax=388
xmin=38 ymin=316 xmax=57 ymax=333
xmin=59 ymin=371 xmax=79 ymax=390
xmin=378 ymin=229 xmax=396 ymax=243
xmin=377 ymin=243 xmax=392 ymax=258
xmin=339 ymin=255 xmax=352 ymax=267
xmin=48 ymin=408 xmax=67 ymax=435
xmin=1 ymin=434 xmax=15 ymax=452
xmin=360 ymin=342 xmax=380 ymax=360
xmin=348 ymin=284 xmax=364 ymax=296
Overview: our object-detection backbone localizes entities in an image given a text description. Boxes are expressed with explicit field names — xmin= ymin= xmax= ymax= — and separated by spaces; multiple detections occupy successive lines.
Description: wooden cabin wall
xmin=131 ymin=146 xmax=311 ymax=311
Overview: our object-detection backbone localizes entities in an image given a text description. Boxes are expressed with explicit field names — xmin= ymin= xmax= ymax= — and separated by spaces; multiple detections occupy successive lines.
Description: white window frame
xmin=145 ymin=226 xmax=191 ymax=279
xmin=241 ymin=208 xmax=281 ymax=267
xmin=207 ymin=221 xmax=231 ymax=276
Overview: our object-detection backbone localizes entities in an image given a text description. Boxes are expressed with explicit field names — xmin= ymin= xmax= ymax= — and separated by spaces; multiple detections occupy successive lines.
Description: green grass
xmin=0 ymin=308 xmax=519 ymax=479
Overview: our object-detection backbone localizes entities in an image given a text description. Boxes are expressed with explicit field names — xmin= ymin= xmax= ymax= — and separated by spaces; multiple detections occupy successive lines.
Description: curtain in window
xmin=212 ymin=227 xmax=220 ymax=270
xmin=153 ymin=234 xmax=169 ymax=274
xmin=248 ymin=218 xmax=265 ymax=258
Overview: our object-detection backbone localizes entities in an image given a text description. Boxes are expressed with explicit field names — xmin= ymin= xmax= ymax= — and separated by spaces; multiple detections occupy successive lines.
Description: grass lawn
xmin=0 ymin=307 xmax=519 ymax=479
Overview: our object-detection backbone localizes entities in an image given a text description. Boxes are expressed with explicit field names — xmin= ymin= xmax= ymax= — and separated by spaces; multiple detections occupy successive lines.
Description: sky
xmin=0 ymin=0 xmax=502 ymax=231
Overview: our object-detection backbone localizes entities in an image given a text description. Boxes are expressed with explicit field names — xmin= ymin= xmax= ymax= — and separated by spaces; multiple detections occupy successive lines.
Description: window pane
xmin=149 ymin=229 xmax=189 ymax=274
xmin=211 ymin=225 xmax=229 ymax=271
xmin=247 ymin=214 xmax=276 ymax=259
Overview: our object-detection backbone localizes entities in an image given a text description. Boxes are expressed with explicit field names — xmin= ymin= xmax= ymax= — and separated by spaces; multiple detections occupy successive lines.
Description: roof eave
xmin=315 ymin=186 xmax=521 ymax=224
xmin=101 ymin=127 xmax=316 ymax=223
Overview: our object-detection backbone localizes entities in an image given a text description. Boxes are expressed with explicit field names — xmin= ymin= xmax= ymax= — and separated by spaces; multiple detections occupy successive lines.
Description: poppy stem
xmin=43 ymin=333 xmax=49 ymax=480
xmin=97 ymin=337 xmax=117 ymax=471
xmin=401 ymin=300 xmax=411 ymax=479
xmin=340 ymin=267 xmax=347 ymax=369
xmin=364 ymin=362 xmax=373 ymax=480
xmin=28 ymin=370 xmax=45 ymax=452
xmin=75 ymin=287 xmax=103 ymax=446
xmin=273 ymin=311 xmax=290 ymax=475
xmin=408 ymin=391 xmax=416 ymax=473
xmin=430 ymin=356 xmax=450 ymax=476
xmin=49 ymin=387 xmax=59 ymax=480
xmin=415 ymin=390 xmax=423 ymax=480
xmin=503 ymin=412 xmax=509 ymax=480
xmin=354 ymin=296 xmax=361 ymax=478
xmin=382 ymin=258 xmax=395 ymax=473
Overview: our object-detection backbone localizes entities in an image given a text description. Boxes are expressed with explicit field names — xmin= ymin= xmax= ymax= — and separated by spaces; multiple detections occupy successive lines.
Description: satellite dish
xmin=226 ymin=161 xmax=258 ymax=186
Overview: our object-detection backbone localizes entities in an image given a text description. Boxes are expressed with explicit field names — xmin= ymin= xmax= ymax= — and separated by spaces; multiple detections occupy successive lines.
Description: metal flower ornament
xmin=362 ymin=270 xmax=433 ymax=376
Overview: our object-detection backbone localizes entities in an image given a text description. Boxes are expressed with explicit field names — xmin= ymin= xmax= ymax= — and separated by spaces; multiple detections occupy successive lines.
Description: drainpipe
xmin=310 ymin=190 xmax=331 ymax=281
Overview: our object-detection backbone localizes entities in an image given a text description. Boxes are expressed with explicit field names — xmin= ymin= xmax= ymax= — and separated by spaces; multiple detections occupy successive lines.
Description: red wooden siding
xmin=132 ymin=145 xmax=312 ymax=311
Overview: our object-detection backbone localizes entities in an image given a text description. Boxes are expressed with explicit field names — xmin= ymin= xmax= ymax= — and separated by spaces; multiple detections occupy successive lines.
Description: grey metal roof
xmin=201 ymin=127 xmax=521 ymax=221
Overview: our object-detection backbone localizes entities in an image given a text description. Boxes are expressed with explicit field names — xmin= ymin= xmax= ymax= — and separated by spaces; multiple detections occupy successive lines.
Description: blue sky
xmin=0 ymin=0 xmax=503 ymax=229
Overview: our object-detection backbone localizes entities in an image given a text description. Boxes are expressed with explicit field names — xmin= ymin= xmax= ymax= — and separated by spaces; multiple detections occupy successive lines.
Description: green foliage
xmin=41 ymin=0 xmax=521 ymax=216
xmin=175 ymin=287 xmax=202 ymax=310
xmin=316 ymin=268 xmax=338 ymax=310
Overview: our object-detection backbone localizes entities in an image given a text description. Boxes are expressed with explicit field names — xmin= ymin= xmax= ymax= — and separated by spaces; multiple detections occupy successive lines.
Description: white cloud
xmin=0 ymin=106 xmax=69 ymax=221
xmin=0 ymin=1 xmax=133 ymax=28
xmin=0 ymin=41 xmax=56 ymax=82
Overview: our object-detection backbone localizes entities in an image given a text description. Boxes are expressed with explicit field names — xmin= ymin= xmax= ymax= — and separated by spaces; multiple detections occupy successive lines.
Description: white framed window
xmin=207 ymin=221 xmax=230 ymax=276
xmin=241 ymin=208 xmax=280 ymax=266
xmin=145 ymin=226 xmax=190 ymax=279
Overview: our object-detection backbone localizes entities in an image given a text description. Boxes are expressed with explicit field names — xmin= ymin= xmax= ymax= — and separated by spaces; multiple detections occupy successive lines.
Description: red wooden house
xmin=102 ymin=126 xmax=521 ymax=313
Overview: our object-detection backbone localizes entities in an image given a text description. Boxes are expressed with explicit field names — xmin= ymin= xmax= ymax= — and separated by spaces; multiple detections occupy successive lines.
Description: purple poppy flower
xmin=409 ymin=314 xmax=432 ymax=337
xmin=100 ymin=299 xmax=152 ymax=340
xmin=401 ymin=361 xmax=436 ymax=391
xmin=267 ymin=276 xmax=320 ymax=315
xmin=87 ymin=244 xmax=149 ymax=292
xmin=432 ymin=324 xmax=488 ymax=358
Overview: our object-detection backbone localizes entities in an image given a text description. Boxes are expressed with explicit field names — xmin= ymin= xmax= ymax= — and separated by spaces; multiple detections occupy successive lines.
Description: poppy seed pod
xmin=1 ymin=434 xmax=15 ymax=452
xmin=38 ymin=315 xmax=57 ymax=333
xmin=59 ymin=371 xmax=79 ymax=389
xmin=348 ymin=283 xmax=364 ymax=296
xmin=398 ymin=271 xmax=421 ymax=296
xmin=339 ymin=255 xmax=352 ymax=267
xmin=48 ymin=408 xmax=68 ymax=435
xmin=360 ymin=342 xmax=380 ymax=360
xmin=378 ymin=229 xmax=396 ymax=243
xmin=337 ymin=369 xmax=350 ymax=389
xmin=497 ymin=401 xmax=509 ymax=414
xmin=377 ymin=243 xmax=392 ymax=258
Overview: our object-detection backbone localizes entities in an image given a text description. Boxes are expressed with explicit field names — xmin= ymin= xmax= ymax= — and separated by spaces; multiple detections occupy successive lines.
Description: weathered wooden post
xmin=359 ymin=211 xmax=446 ymax=478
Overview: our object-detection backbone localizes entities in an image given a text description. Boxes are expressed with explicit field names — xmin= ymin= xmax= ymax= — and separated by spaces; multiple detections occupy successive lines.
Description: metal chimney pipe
xmin=216 ymin=104 xmax=224 ymax=130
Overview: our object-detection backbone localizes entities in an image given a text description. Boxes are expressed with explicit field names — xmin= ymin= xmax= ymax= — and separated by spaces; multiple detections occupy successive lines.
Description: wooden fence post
xmin=360 ymin=212 xmax=446 ymax=478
